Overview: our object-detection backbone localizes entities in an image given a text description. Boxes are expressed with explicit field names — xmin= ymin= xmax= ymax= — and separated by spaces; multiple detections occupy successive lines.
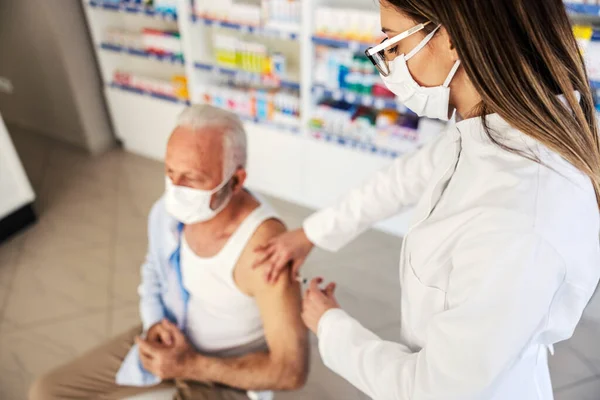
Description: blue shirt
xmin=116 ymin=197 xmax=189 ymax=386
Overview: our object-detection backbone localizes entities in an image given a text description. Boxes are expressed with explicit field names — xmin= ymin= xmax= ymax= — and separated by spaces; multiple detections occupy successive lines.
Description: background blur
xmin=0 ymin=1 xmax=599 ymax=399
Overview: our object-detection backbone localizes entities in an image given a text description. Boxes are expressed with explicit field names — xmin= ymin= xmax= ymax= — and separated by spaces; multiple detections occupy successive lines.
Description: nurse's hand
xmin=253 ymin=228 xmax=315 ymax=284
xmin=302 ymin=277 xmax=340 ymax=334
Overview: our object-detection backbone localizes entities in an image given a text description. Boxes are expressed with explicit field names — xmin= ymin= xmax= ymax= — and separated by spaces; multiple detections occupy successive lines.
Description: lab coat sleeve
xmin=317 ymin=231 xmax=566 ymax=400
xmin=303 ymin=134 xmax=449 ymax=252
xmin=138 ymin=201 xmax=166 ymax=332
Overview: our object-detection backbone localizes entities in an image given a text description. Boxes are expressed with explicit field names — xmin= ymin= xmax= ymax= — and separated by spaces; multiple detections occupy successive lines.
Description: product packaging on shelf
xmin=113 ymin=70 xmax=189 ymax=101
xmin=314 ymin=46 xmax=391 ymax=97
xmin=104 ymin=27 xmax=183 ymax=59
xmin=262 ymin=0 xmax=301 ymax=31
xmin=152 ymin=0 xmax=177 ymax=13
xmin=567 ymin=1 xmax=600 ymax=5
xmin=195 ymin=0 xmax=300 ymax=32
xmin=309 ymin=100 xmax=420 ymax=153
xmin=573 ymin=24 xmax=600 ymax=110
xmin=200 ymin=79 xmax=300 ymax=129
xmin=142 ymin=29 xmax=183 ymax=57
xmin=214 ymin=34 xmax=289 ymax=79
xmin=105 ymin=0 xmax=176 ymax=10
xmin=105 ymin=28 xmax=145 ymax=49
xmin=314 ymin=7 xmax=381 ymax=43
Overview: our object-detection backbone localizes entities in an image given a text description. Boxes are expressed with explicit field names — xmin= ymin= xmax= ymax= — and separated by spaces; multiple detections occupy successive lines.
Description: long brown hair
xmin=384 ymin=0 xmax=600 ymax=206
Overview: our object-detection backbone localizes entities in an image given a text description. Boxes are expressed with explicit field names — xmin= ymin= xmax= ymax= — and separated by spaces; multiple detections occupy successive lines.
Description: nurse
xmin=255 ymin=0 xmax=600 ymax=399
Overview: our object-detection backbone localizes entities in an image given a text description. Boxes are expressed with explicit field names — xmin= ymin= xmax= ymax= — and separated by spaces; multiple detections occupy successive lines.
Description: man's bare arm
xmin=182 ymin=220 xmax=309 ymax=391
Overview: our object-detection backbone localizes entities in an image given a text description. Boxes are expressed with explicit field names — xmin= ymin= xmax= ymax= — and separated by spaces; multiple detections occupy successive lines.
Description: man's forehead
xmin=170 ymin=126 xmax=224 ymax=151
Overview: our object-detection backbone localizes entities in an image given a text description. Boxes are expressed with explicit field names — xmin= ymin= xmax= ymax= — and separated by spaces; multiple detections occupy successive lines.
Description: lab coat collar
xmin=455 ymin=91 xmax=581 ymax=152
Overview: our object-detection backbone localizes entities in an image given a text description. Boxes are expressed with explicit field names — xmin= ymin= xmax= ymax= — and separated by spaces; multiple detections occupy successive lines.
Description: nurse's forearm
xmin=318 ymin=309 xmax=414 ymax=399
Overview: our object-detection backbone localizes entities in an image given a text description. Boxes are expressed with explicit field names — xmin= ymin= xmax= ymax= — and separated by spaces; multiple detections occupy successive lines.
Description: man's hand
xmin=302 ymin=277 xmax=340 ymax=334
xmin=136 ymin=320 xmax=198 ymax=380
xmin=146 ymin=320 xmax=175 ymax=346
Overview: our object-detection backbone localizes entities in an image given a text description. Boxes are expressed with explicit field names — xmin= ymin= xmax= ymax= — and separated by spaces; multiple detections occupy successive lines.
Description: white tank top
xmin=181 ymin=201 xmax=279 ymax=355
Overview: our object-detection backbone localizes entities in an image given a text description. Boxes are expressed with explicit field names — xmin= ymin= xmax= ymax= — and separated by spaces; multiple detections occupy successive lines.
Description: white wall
xmin=0 ymin=1 xmax=113 ymax=154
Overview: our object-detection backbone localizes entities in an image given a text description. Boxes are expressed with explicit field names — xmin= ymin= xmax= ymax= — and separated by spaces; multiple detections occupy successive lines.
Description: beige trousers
xmin=29 ymin=325 xmax=249 ymax=400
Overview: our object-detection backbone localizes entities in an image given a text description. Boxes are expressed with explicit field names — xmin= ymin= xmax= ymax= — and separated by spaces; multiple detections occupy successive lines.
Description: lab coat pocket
xmin=404 ymin=254 xmax=449 ymax=343
xmin=408 ymin=252 xmax=452 ymax=294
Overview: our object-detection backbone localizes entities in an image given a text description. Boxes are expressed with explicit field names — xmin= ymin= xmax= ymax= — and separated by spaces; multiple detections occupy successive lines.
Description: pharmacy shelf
xmin=192 ymin=16 xmax=299 ymax=40
xmin=312 ymin=85 xmax=412 ymax=113
xmin=100 ymin=43 xmax=185 ymax=64
xmin=88 ymin=1 xmax=178 ymax=20
xmin=109 ymin=82 xmax=190 ymax=105
xmin=311 ymin=36 xmax=372 ymax=53
xmin=240 ymin=116 xmax=301 ymax=134
xmin=565 ymin=3 xmax=600 ymax=17
xmin=194 ymin=62 xmax=301 ymax=91
xmin=309 ymin=130 xmax=402 ymax=159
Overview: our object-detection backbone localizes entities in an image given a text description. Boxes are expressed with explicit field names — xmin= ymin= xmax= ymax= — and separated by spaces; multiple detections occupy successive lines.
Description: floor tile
xmin=115 ymin=191 xmax=154 ymax=244
xmin=549 ymin=342 xmax=598 ymax=390
xmin=565 ymin=318 xmax=600 ymax=374
xmin=112 ymin=242 xmax=147 ymax=306
xmin=37 ymin=171 xmax=118 ymax=232
xmin=303 ymin=233 xmax=401 ymax=272
xmin=18 ymin=211 xmax=114 ymax=264
xmin=554 ymin=377 xmax=600 ymax=400
xmin=306 ymin=250 xmax=402 ymax=311
xmin=0 ymin=234 xmax=23 ymax=313
xmin=46 ymin=143 xmax=121 ymax=191
xmin=3 ymin=249 xmax=110 ymax=328
xmin=275 ymin=344 xmax=362 ymax=400
xmin=118 ymin=152 xmax=165 ymax=213
xmin=375 ymin=321 xmax=402 ymax=342
xmin=582 ymin=285 xmax=600 ymax=323
xmin=329 ymin=286 xmax=401 ymax=333
xmin=0 ymin=313 xmax=107 ymax=400
xmin=7 ymin=124 xmax=53 ymax=191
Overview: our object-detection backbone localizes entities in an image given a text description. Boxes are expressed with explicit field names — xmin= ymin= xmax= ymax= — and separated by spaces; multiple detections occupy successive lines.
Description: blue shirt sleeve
xmin=137 ymin=199 xmax=167 ymax=331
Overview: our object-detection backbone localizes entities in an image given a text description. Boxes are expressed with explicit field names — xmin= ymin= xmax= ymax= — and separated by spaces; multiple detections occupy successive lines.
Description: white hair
xmin=176 ymin=104 xmax=247 ymax=176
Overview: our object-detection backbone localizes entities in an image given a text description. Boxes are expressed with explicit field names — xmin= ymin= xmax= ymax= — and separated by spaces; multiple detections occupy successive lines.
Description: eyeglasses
xmin=365 ymin=22 xmax=431 ymax=77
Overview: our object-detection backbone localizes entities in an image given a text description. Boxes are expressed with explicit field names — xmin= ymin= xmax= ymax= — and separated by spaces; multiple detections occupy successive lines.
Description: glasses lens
xmin=365 ymin=38 xmax=391 ymax=77
xmin=373 ymin=52 xmax=390 ymax=76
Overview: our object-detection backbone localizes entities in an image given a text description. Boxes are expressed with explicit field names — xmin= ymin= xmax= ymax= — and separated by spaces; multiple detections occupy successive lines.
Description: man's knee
xmin=29 ymin=369 xmax=64 ymax=400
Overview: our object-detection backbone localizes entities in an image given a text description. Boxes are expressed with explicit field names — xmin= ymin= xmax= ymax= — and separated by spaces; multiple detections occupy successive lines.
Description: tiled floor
xmin=1 ymin=126 xmax=599 ymax=400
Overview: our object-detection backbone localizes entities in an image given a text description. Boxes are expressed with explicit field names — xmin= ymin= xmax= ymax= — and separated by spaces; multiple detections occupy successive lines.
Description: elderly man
xmin=30 ymin=105 xmax=309 ymax=400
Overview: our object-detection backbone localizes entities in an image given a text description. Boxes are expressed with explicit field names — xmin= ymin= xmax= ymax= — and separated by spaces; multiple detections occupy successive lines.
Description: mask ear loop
xmin=443 ymin=60 xmax=462 ymax=88
xmin=404 ymin=25 xmax=441 ymax=61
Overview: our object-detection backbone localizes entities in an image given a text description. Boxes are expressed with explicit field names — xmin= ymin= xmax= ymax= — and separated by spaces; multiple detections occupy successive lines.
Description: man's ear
xmin=232 ymin=168 xmax=247 ymax=193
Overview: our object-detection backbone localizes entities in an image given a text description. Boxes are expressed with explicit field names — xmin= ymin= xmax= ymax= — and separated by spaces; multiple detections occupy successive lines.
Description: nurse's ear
xmin=436 ymin=26 xmax=460 ymax=64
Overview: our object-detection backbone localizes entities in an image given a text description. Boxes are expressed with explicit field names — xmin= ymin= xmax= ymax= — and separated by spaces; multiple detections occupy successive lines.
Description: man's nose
xmin=171 ymin=175 xmax=183 ymax=186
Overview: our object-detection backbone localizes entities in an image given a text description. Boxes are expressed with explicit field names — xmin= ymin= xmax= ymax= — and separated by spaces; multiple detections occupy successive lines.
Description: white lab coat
xmin=303 ymin=112 xmax=600 ymax=400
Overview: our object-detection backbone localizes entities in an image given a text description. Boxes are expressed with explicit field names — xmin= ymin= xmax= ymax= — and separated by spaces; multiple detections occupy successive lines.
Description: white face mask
xmin=164 ymin=174 xmax=234 ymax=224
xmin=380 ymin=25 xmax=462 ymax=121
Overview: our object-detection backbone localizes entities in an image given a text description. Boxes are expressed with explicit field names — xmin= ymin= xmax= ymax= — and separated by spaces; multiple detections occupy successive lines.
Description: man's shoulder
xmin=251 ymin=218 xmax=286 ymax=242
xmin=242 ymin=191 xmax=286 ymax=243
xmin=236 ymin=210 xmax=287 ymax=294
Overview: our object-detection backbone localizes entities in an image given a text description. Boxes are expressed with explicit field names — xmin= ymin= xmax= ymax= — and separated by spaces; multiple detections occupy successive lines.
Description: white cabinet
xmin=0 ymin=113 xmax=36 ymax=241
